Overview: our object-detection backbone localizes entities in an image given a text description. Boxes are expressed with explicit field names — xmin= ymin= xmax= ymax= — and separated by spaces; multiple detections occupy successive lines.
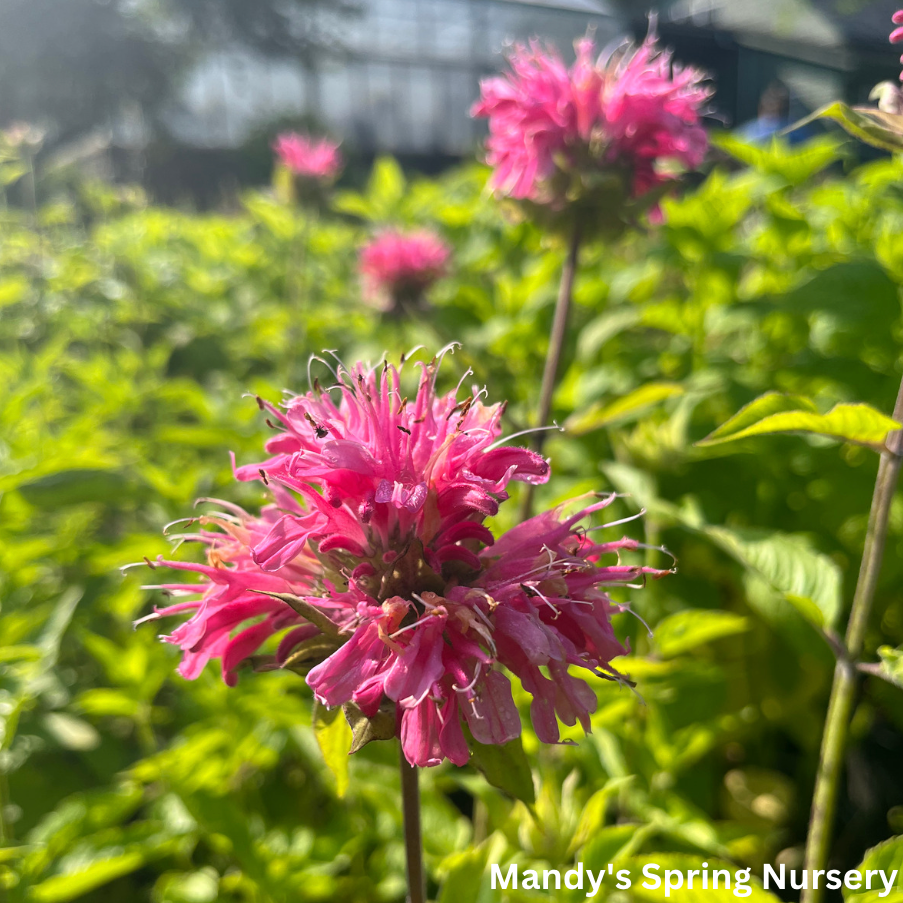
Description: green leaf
xmin=713 ymin=133 xmax=844 ymax=185
xmin=151 ymin=867 xmax=220 ymax=903
xmin=43 ymin=713 xmax=101 ymax=751
xmin=621 ymin=853 xmax=783 ymax=903
xmin=844 ymin=835 xmax=903 ymax=903
xmin=312 ymin=702 xmax=351 ymax=798
xmin=654 ymin=610 xmax=750 ymax=658
xmin=698 ymin=393 xmax=899 ymax=451
xmin=798 ymin=101 xmax=903 ymax=154
xmin=581 ymin=823 xmax=655 ymax=872
xmin=251 ymin=591 xmax=341 ymax=637
xmin=577 ymin=308 xmax=641 ymax=360
xmin=567 ymin=382 xmax=685 ymax=435
xmin=367 ymin=156 xmax=406 ymax=215
xmin=437 ymin=845 xmax=489 ymax=903
xmin=30 ymin=852 xmax=146 ymax=902
xmin=16 ymin=469 xmax=133 ymax=507
xmin=703 ymin=526 xmax=842 ymax=629
xmin=76 ymin=688 xmax=142 ymax=719
xmin=568 ymin=777 xmax=635 ymax=855
xmin=469 ymin=736 xmax=535 ymax=806
xmin=875 ymin=646 xmax=903 ymax=690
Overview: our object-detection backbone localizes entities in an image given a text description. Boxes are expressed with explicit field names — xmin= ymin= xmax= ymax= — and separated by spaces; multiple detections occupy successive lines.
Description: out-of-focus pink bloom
xmin=890 ymin=9 xmax=903 ymax=50
xmin=273 ymin=132 xmax=343 ymax=181
xmin=139 ymin=350 xmax=672 ymax=767
xmin=359 ymin=230 xmax=451 ymax=309
xmin=471 ymin=25 xmax=710 ymax=208
xmin=866 ymin=10 xmax=903 ymax=114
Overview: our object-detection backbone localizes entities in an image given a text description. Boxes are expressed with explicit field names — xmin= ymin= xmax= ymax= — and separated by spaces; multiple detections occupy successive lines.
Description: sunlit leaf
xmin=798 ymin=101 xmax=903 ymax=154
xmin=654 ymin=611 xmax=750 ymax=658
xmin=845 ymin=835 xmax=903 ymax=903
xmin=713 ymin=133 xmax=845 ymax=184
xmin=621 ymin=853 xmax=783 ymax=903
xmin=567 ymin=382 xmax=684 ymax=435
xmin=698 ymin=393 xmax=899 ymax=451
xmin=312 ymin=702 xmax=351 ymax=798
xmin=871 ymin=646 xmax=903 ymax=691
xmin=568 ymin=777 xmax=635 ymax=855
xmin=437 ymin=844 xmax=489 ymax=903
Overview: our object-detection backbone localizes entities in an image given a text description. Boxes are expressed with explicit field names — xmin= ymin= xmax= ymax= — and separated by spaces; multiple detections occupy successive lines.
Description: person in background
xmin=740 ymin=80 xmax=792 ymax=141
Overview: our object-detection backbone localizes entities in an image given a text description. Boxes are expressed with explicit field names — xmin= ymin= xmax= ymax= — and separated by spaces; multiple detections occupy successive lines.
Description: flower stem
xmin=801 ymin=375 xmax=903 ymax=903
xmin=520 ymin=225 xmax=582 ymax=520
xmin=400 ymin=752 xmax=426 ymax=903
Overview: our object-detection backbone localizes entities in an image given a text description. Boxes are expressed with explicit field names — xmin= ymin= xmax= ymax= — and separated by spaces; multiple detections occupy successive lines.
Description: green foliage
xmin=3 ymin=139 xmax=903 ymax=901
xmin=698 ymin=393 xmax=899 ymax=450
xmin=845 ymin=835 xmax=903 ymax=903
xmin=874 ymin=646 xmax=903 ymax=690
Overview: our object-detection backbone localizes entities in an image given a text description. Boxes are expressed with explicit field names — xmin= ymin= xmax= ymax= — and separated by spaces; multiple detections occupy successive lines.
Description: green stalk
xmin=519 ymin=225 xmax=582 ymax=520
xmin=801 ymin=376 xmax=903 ymax=903
xmin=400 ymin=752 xmax=426 ymax=903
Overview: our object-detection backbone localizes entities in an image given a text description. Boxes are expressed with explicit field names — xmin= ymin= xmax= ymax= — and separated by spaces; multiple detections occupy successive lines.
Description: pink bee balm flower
xmin=891 ymin=9 xmax=903 ymax=51
xmin=139 ymin=350 xmax=672 ymax=767
xmin=471 ymin=25 xmax=710 ymax=214
xmin=273 ymin=132 xmax=343 ymax=181
xmin=135 ymin=496 xmax=327 ymax=687
xmin=359 ymin=230 xmax=451 ymax=311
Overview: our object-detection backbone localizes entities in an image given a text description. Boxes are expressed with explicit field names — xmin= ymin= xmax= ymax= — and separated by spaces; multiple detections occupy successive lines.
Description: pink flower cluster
xmin=359 ymin=230 xmax=451 ymax=308
xmin=471 ymin=26 xmax=710 ymax=205
xmin=273 ymin=132 xmax=343 ymax=182
xmin=891 ymin=10 xmax=903 ymax=62
xmin=141 ymin=351 xmax=670 ymax=767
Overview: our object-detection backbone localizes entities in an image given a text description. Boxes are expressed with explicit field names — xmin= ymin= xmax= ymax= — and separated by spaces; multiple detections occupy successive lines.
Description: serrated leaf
xmin=698 ymin=393 xmax=898 ymax=451
xmin=468 ymin=736 xmax=535 ymax=806
xmin=567 ymin=382 xmax=684 ymax=435
xmin=654 ymin=610 xmax=750 ymax=658
xmin=312 ymin=702 xmax=351 ymax=797
xmin=844 ymin=835 xmax=903 ymax=903
xmin=704 ymin=526 xmax=842 ymax=629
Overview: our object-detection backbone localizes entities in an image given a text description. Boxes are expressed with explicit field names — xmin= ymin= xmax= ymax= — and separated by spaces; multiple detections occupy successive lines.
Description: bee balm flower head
xmin=359 ymin=229 xmax=451 ymax=312
xmin=471 ymin=24 xmax=710 ymax=233
xmin=138 ymin=349 xmax=672 ymax=768
xmin=273 ymin=132 xmax=343 ymax=182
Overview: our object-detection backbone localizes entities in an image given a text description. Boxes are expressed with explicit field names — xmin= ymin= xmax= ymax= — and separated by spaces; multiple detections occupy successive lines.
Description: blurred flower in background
xmin=472 ymin=24 xmax=710 ymax=234
xmin=273 ymin=132 xmax=343 ymax=183
xmin=359 ymin=229 xmax=451 ymax=313
xmin=871 ymin=10 xmax=903 ymax=114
